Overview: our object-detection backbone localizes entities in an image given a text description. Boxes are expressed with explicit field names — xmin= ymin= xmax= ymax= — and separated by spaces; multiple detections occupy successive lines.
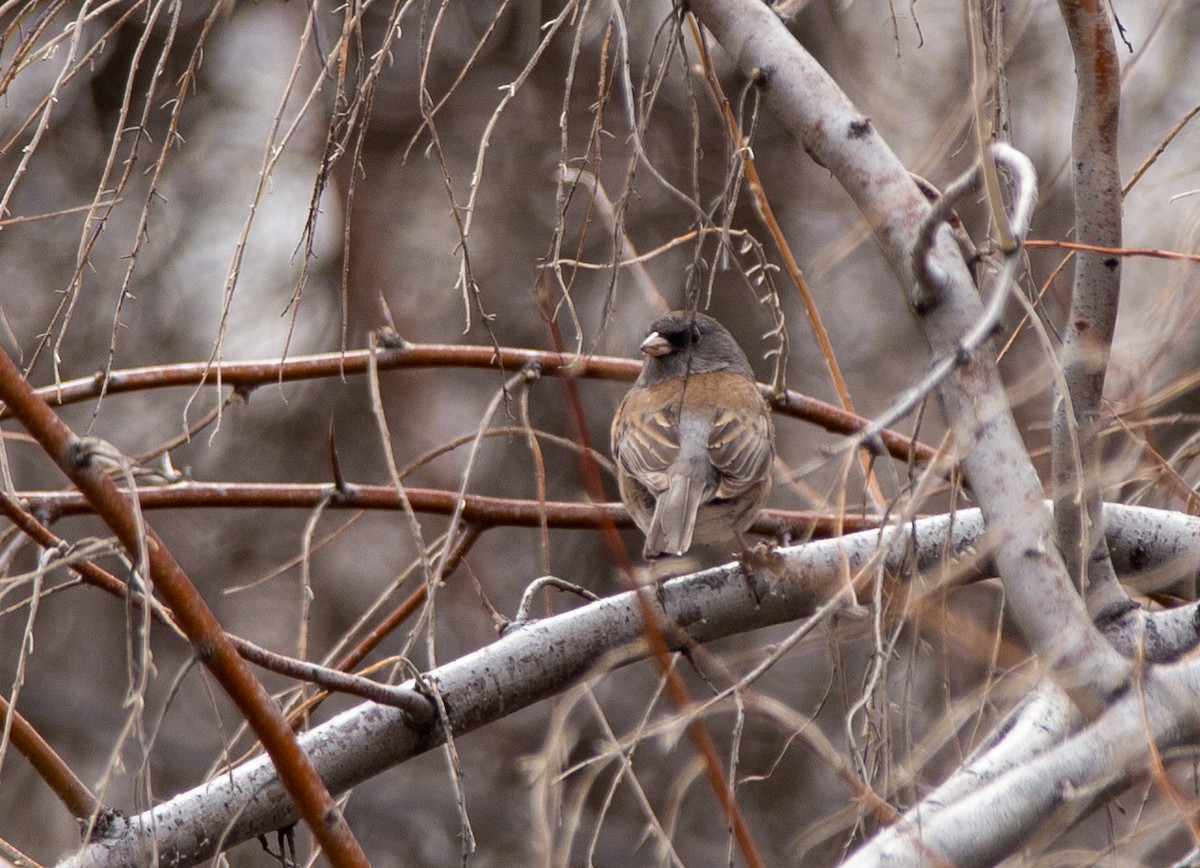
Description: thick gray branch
xmin=62 ymin=504 xmax=1200 ymax=866
xmin=1052 ymin=0 xmax=1128 ymax=616
xmin=686 ymin=0 xmax=1130 ymax=701
xmin=845 ymin=657 xmax=1200 ymax=867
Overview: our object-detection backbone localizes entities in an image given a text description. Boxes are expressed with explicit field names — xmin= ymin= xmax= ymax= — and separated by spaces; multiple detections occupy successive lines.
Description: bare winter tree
xmin=2 ymin=1 xmax=1200 ymax=866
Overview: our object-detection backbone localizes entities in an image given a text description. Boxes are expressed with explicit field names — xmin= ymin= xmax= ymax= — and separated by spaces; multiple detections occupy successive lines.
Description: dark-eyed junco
xmin=611 ymin=311 xmax=775 ymax=559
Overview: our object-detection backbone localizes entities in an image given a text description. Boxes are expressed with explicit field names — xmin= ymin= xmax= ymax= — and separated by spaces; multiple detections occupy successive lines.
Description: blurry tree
xmin=2 ymin=0 xmax=1200 ymax=865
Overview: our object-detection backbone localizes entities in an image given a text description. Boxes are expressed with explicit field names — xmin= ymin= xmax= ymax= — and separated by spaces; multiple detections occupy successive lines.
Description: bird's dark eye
xmin=664 ymin=328 xmax=689 ymax=349
xmin=666 ymin=323 xmax=700 ymax=348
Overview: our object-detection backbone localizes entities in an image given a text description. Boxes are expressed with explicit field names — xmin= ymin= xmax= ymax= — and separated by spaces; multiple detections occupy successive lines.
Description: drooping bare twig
xmin=328 ymin=524 xmax=483 ymax=677
xmin=557 ymin=167 xmax=667 ymax=318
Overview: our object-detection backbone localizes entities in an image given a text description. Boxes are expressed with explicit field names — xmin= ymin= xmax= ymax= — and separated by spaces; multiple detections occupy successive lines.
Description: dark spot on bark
xmin=1093 ymin=600 xmax=1139 ymax=631
xmin=861 ymin=434 xmax=886 ymax=457
xmin=975 ymin=418 xmax=998 ymax=440
xmin=1023 ymin=548 xmax=1041 ymax=559
xmin=753 ymin=66 xmax=772 ymax=89
xmin=848 ymin=117 xmax=872 ymax=138
xmin=1127 ymin=541 xmax=1149 ymax=570
xmin=1103 ymin=257 xmax=1119 ymax=270
xmin=87 ymin=808 xmax=129 ymax=842
xmin=194 ymin=638 xmax=216 ymax=662
xmin=1107 ymin=677 xmax=1132 ymax=704
xmin=954 ymin=345 xmax=972 ymax=366
xmin=68 ymin=440 xmax=93 ymax=469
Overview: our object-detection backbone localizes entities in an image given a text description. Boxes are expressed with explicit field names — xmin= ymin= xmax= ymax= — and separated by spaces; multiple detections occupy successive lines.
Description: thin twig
xmin=330 ymin=524 xmax=483 ymax=675
xmin=0 ymin=492 xmax=434 ymax=719
xmin=1026 ymin=239 xmax=1200 ymax=264
xmin=510 ymin=576 xmax=600 ymax=627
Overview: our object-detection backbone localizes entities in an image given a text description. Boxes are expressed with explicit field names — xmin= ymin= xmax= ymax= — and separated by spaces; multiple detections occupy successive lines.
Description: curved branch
xmin=687 ymin=0 xmax=1131 ymax=704
xmin=59 ymin=502 xmax=1200 ymax=866
xmin=841 ymin=144 xmax=1036 ymax=453
xmin=1052 ymin=0 xmax=1128 ymax=618
xmin=0 ymin=693 xmax=99 ymax=822
xmin=845 ymin=658 xmax=1200 ymax=867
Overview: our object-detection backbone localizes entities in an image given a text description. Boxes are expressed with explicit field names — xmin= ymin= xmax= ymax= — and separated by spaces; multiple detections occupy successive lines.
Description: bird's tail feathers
xmin=645 ymin=476 xmax=703 ymax=558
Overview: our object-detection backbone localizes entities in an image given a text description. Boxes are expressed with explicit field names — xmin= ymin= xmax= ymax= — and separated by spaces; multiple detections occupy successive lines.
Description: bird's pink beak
xmin=640 ymin=332 xmax=671 ymax=357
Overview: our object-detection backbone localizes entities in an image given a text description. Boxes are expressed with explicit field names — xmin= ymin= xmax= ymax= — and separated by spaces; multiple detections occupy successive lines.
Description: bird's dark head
xmin=636 ymin=311 xmax=755 ymax=383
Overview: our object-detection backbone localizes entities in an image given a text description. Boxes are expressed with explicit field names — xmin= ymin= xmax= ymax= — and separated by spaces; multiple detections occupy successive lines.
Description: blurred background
xmin=1 ymin=1 xmax=1199 ymax=864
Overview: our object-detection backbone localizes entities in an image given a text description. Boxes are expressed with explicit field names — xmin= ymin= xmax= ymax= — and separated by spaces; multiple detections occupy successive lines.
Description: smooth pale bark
xmin=62 ymin=504 xmax=1200 ymax=866
xmin=686 ymin=0 xmax=1131 ymax=703
xmin=843 ymin=657 xmax=1200 ymax=867
xmin=1052 ymin=0 xmax=1128 ymax=617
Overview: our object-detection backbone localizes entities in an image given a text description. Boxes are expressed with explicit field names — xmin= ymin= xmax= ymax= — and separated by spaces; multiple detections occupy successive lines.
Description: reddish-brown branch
xmin=15 ymin=481 xmax=877 ymax=538
xmin=0 ymin=351 xmax=370 ymax=866
xmin=7 ymin=343 xmax=636 ymax=414
xmin=0 ymin=692 xmax=99 ymax=822
xmin=3 ymin=342 xmax=938 ymax=466
xmin=1027 ymin=238 xmax=1200 ymax=264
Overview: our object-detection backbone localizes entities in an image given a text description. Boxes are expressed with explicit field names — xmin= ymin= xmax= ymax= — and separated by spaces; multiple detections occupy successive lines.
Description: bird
xmin=611 ymin=310 xmax=775 ymax=559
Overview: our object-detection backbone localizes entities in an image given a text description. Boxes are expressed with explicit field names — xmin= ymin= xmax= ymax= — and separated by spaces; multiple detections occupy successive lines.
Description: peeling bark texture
xmin=1052 ymin=0 xmax=1127 ymax=616
xmin=687 ymin=0 xmax=1130 ymax=701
